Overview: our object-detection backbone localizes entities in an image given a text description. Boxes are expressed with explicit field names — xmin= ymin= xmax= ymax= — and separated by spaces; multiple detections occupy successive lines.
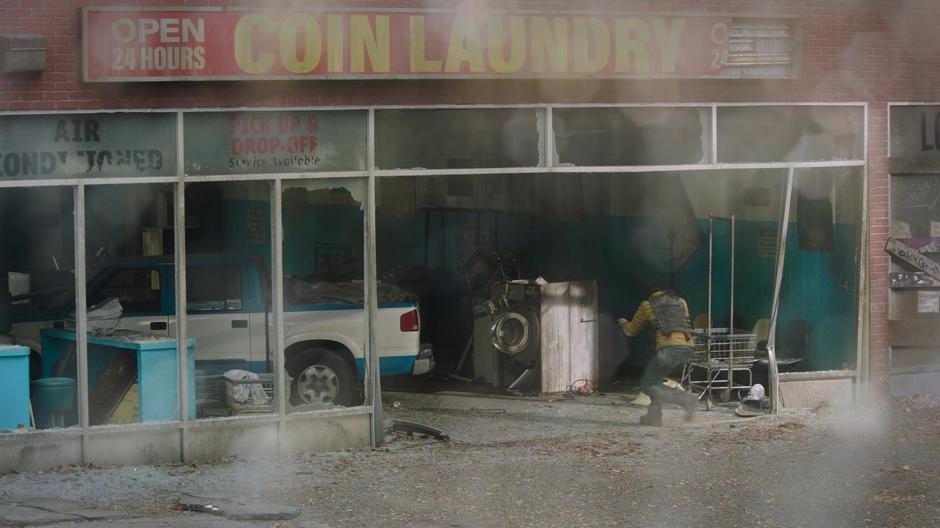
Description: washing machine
xmin=472 ymin=280 xmax=598 ymax=392
xmin=472 ymin=281 xmax=541 ymax=388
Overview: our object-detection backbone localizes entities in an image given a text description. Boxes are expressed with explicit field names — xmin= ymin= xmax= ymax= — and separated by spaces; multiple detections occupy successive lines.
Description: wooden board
xmin=88 ymin=352 xmax=137 ymax=426
xmin=106 ymin=383 xmax=139 ymax=424
xmin=889 ymin=319 xmax=940 ymax=347
xmin=539 ymin=281 xmax=598 ymax=394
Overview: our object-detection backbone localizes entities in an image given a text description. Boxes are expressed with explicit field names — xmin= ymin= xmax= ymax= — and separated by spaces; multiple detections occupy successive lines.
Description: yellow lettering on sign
xmin=279 ymin=14 xmax=321 ymax=73
xmin=445 ymin=16 xmax=485 ymax=72
xmin=233 ymin=14 xmax=275 ymax=74
xmin=573 ymin=17 xmax=609 ymax=73
xmin=614 ymin=18 xmax=650 ymax=73
xmin=651 ymin=18 xmax=686 ymax=73
xmin=487 ymin=16 xmax=524 ymax=74
xmin=410 ymin=16 xmax=442 ymax=73
xmin=327 ymin=14 xmax=343 ymax=73
xmin=531 ymin=17 xmax=568 ymax=73
xmin=350 ymin=15 xmax=390 ymax=73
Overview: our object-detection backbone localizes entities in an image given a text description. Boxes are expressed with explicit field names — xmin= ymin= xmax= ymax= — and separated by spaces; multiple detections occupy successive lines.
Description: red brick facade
xmin=3 ymin=0 xmax=940 ymax=400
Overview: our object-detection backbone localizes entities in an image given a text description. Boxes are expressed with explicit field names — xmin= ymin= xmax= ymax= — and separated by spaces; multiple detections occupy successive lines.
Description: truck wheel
xmin=290 ymin=348 xmax=356 ymax=407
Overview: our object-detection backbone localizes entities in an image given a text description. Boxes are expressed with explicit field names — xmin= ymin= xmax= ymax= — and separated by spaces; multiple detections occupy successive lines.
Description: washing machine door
xmin=490 ymin=307 xmax=540 ymax=364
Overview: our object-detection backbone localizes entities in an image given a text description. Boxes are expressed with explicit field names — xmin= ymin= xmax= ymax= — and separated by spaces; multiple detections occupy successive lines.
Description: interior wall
xmin=375 ymin=171 xmax=861 ymax=375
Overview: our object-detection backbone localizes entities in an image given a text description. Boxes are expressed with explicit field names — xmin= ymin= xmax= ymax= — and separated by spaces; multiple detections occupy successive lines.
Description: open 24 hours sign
xmin=83 ymin=8 xmax=798 ymax=82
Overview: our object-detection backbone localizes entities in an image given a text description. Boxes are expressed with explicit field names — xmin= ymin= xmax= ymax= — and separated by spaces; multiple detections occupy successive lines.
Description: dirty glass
xmin=0 ymin=113 xmax=177 ymax=180
xmin=374 ymin=108 xmax=545 ymax=169
xmin=282 ymin=178 xmax=367 ymax=412
xmin=717 ymin=105 xmax=864 ymax=163
xmin=776 ymin=166 xmax=863 ymax=372
xmin=890 ymin=105 xmax=940 ymax=160
xmin=185 ymin=181 xmax=276 ymax=420
xmin=184 ymin=110 xmax=367 ymax=175
xmin=2 ymin=187 xmax=75 ymax=430
xmin=553 ymin=107 xmax=711 ymax=166
xmin=83 ymin=183 xmax=181 ymax=426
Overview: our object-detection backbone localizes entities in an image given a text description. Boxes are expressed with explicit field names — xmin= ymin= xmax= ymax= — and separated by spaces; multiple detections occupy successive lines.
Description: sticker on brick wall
xmin=0 ymin=113 xmax=177 ymax=180
xmin=82 ymin=9 xmax=800 ymax=81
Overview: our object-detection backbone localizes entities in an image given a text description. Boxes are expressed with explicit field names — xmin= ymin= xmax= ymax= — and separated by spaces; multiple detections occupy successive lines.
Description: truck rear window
xmin=90 ymin=269 xmax=161 ymax=313
xmin=187 ymin=266 xmax=242 ymax=312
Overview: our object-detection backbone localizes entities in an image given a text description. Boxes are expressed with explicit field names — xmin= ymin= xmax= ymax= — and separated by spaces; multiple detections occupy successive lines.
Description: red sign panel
xmin=83 ymin=8 xmax=738 ymax=82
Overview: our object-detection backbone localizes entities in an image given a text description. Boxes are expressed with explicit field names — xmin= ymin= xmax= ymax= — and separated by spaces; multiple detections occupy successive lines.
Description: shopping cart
xmin=196 ymin=372 xmax=275 ymax=416
xmin=682 ymin=328 xmax=758 ymax=401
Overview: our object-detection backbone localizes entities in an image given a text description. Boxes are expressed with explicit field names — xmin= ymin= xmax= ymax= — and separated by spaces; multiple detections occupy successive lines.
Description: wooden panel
xmin=889 ymin=157 xmax=940 ymax=174
xmin=889 ymin=319 xmax=940 ymax=346
xmin=539 ymin=281 xmax=598 ymax=394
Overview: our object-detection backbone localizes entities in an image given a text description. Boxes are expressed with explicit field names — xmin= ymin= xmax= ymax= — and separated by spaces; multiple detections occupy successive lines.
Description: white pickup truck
xmin=11 ymin=254 xmax=432 ymax=407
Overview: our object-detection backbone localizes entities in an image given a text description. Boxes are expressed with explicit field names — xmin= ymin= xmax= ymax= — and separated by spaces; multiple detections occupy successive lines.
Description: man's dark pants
xmin=641 ymin=345 xmax=696 ymax=419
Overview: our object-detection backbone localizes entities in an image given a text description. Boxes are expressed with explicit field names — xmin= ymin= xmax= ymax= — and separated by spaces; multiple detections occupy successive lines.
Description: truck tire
xmin=289 ymin=348 xmax=356 ymax=407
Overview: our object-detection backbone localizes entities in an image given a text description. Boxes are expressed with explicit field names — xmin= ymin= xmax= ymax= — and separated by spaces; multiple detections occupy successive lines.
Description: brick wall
xmin=4 ymin=0 xmax=940 ymax=398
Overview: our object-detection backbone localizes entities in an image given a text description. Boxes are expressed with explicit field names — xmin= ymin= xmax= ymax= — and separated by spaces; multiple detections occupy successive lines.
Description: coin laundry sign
xmin=83 ymin=8 xmax=754 ymax=81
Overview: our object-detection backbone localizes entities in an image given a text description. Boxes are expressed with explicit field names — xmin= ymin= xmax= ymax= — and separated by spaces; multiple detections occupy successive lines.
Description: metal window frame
xmin=0 ymin=102 xmax=868 ymax=456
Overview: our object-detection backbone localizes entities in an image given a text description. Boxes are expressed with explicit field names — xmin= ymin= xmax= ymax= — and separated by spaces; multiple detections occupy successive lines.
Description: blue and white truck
xmin=11 ymin=253 xmax=432 ymax=407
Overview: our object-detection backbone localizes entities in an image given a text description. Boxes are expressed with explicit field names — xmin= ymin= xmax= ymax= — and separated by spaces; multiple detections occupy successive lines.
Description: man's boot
xmin=639 ymin=413 xmax=662 ymax=426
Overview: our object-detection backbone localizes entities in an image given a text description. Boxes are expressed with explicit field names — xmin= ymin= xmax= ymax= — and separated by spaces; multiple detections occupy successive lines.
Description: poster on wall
xmin=83 ymin=8 xmax=799 ymax=81
xmin=183 ymin=110 xmax=367 ymax=175
xmin=0 ymin=113 xmax=177 ymax=180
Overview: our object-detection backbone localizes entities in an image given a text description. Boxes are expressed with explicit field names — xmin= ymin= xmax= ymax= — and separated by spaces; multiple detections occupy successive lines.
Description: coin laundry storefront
xmin=0 ymin=4 xmax=872 ymax=471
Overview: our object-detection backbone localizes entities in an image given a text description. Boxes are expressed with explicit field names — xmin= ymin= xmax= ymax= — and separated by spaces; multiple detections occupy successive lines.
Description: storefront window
xmin=282 ymin=178 xmax=367 ymax=411
xmin=0 ymin=113 xmax=176 ymax=181
xmin=776 ymin=167 xmax=863 ymax=371
xmin=186 ymin=181 xmax=276 ymax=420
xmin=82 ymin=183 xmax=183 ymax=426
xmin=717 ymin=105 xmax=864 ymax=163
xmin=184 ymin=110 xmax=367 ymax=175
xmin=375 ymin=108 xmax=545 ymax=169
xmin=3 ymin=187 xmax=76 ymax=430
xmin=553 ymin=107 xmax=711 ymax=166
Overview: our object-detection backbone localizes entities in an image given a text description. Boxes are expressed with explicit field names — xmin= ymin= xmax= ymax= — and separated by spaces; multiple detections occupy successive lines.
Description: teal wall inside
xmin=377 ymin=209 xmax=859 ymax=372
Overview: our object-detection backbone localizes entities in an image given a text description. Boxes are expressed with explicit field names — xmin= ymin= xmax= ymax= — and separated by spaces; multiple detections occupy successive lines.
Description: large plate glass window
xmin=186 ymin=181 xmax=276 ymax=420
xmin=0 ymin=113 xmax=176 ymax=181
xmin=282 ymin=178 xmax=368 ymax=412
xmin=375 ymin=108 xmax=545 ymax=170
xmin=184 ymin=110 xmax=367 ymax=176
xmin=552 ymin=107 xmax=712 ymax=166
xmin=717 ymin=105 xmax=864 ymax=163
xmin=83 ymin=183 xmax=183 ymax=426
xmin=776 ymin=167 xmax=863 ymax=372
xmin=3 ymin=187 xmax=75 ymax=430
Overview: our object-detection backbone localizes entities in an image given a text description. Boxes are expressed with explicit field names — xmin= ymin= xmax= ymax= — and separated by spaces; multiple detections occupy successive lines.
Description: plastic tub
xmin=30 ymin=377 xmax=76 ymax=413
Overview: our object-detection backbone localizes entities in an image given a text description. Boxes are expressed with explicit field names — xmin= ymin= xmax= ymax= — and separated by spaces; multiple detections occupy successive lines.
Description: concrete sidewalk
xmin=1 ymin=391 xmax=938 ymax=527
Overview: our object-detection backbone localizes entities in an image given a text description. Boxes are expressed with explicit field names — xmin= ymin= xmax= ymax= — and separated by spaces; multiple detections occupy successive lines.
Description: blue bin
xmin=0 ymin=346 xmax=30 ymax=429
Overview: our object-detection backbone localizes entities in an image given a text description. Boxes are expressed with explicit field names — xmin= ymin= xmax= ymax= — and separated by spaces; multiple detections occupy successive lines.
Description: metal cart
xmin=196 ymin=372 xmax=275 ymax=417
xmin=682 ymin=214 xmax=758 ymax=401
xmin=683 ymin=328 xmax=757 ymax=400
